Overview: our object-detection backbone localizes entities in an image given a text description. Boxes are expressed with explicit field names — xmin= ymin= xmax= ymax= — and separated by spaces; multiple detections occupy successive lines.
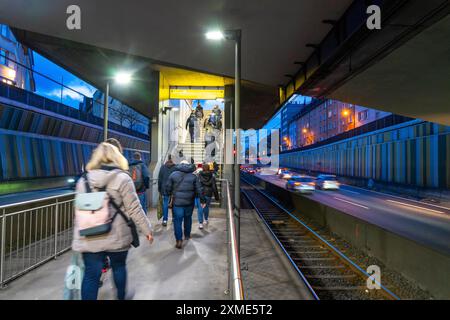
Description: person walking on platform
xmin=105 ymin=138 xmax=124 ymax=154
xmin=194 ymin=102 xmax=204 ymax=120
xmin=165 ymin=160 xmax=205 ymax=249
xmin=157 ymin=155 xmax=177 ymax=226
xmin=129 ymin=152 xmax=150 ymax=214
xmin=185 ymin=111 xmax=197 ymax=143
xmin=72 ymin=142 xmax=153 ymax=300
xmin=195 ymin=162 xmax=219 ymax=229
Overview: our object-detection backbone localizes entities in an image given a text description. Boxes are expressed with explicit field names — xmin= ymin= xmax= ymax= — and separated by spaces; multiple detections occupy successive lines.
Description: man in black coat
xmin=185 ymin=111 xmax=197 ymax=143
xmin=157 ymin=155 xmax=177 ymax=226
xmin=165 ymin=160 xmax=205 ymax=248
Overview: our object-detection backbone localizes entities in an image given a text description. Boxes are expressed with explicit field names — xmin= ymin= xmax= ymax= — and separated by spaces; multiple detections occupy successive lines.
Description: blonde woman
xmin=72 ymin=142 xmax=153 ymax=300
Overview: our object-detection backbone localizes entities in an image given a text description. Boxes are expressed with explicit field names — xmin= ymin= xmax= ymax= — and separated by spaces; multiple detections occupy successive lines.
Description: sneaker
xmin=162 ymin=221 xmax=167 ymax=227
xmin=204 ymin=219 xmax=209 ymax=225
xmin=199 ymin=223 xmax=203 ymax=229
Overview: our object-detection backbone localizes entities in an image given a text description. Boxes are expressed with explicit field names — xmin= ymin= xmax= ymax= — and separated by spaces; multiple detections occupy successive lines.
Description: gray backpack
xmin=130 ymin=164 xmax=144 ymax=191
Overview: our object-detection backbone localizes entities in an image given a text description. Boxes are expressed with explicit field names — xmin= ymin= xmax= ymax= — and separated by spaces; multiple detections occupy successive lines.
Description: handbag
xmin=63 ymin=252 xmax=85 ymax=300
xmin=157 ymin=194 xmax=163 ymax=220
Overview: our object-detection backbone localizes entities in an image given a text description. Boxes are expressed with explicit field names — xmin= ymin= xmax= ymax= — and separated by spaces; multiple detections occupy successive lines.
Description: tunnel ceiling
xmin=329 ymin=14 xmax=450 ymax=126
xmin=1 ymin=0 xmax=448 ymax=127
xmin=0 ymin=0 xmax=352 ymax=127
xmin=0 ymin=0 xmax=353 ymax=87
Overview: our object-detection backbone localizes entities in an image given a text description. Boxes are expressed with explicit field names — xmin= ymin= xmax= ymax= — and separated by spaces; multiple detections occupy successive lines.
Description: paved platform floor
xmin=0 ymin=207 xmax=228 ymax=300
xmin=240 ymin=208 xmax=314 ymax=300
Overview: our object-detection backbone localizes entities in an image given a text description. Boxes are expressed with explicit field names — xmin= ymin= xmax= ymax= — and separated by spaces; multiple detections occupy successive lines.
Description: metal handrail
xmin=0 ymin=193 xmax=75 ymax=288
xmin=0 ymin=192 xmax=76 ymax=210
xmin=218 ymin=178 xmax=244 ymax=300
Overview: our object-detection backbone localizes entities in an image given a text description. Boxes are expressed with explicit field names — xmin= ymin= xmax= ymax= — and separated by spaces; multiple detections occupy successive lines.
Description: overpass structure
xmin=0 ymin=0 xmax=449 ymax=301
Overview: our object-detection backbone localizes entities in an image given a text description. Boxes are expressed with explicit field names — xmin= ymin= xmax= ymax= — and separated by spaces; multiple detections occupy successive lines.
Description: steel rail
xmin=241 ymin=177 xmax=400 ymax=300
xmin=218 ymin=178 xmax=244 ymax=300
xmin=0 ymin=192 xmax=76 ymax=210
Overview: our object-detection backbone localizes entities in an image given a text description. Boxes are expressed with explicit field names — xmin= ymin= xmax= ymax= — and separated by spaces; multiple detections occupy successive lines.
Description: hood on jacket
xmin=86 ymin=166 xmax=125 ymax=189
xmin=165 ymin=159 xmax=176 ymax=168
xmin=175 ymin=163 xmax=196 ymax=173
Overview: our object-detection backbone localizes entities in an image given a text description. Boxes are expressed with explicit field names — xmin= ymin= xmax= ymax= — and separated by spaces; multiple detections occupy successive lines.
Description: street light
xmin=103 ymin=70 xmax=134 ymax=141
xmin=206 ymin=28 xmax=242 ymax=251
xmin=205 ymin=31 xmax=225 ymax=40
xmin=114 ymin=71 xmax=132 ymax=85
xmin=341 ymin=107 xmax=356 ymax=130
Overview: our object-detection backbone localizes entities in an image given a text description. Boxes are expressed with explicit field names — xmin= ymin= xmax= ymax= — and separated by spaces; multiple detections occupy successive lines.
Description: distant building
xmin=0 ymin=24 xmax=35 ymax=90
xmin=282 ymin=97 xmax=391 ymax=150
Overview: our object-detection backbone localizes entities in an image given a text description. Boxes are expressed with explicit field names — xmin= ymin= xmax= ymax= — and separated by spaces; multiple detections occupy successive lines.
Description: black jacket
xmin=185 ymin=115 xmax=196 ymax=129
xmin=158 ymin=160 xmax=177 ymax=195
xmin=165 ymin=163 xmax=205 ymax=206
xmin=198 ymin=171 xmax=219 ymax=200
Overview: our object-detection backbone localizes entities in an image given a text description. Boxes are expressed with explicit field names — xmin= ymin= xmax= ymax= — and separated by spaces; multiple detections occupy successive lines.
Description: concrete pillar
xmin=223 ymin=84 xmax=234 ymax=183
xmin=147 ymin=70 xmax=162 ymax=207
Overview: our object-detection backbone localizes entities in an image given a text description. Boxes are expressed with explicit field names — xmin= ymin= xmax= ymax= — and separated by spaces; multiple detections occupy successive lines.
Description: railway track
xmin=240 ymin=178 xmax=400 ymax=300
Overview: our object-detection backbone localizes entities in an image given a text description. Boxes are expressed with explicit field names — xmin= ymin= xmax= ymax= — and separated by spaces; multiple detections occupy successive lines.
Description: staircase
xmin=176 ymin=110 xmax=223 ymax=165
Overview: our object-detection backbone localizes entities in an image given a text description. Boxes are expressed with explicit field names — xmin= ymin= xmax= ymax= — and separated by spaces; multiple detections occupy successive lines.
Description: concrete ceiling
xmin=329 ymin=13 xmax=450 ymax=125
xmin=0 ymin=0 xmax=353 ymax=87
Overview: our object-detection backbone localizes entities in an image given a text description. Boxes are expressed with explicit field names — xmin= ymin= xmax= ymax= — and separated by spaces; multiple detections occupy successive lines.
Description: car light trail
xmin=386 ymin=199 xmax=445 ymax=214
xmin=341 ymin=188 xmax=360 ymax=195
xmin=333 ymin=197 xmax=370 ymax=209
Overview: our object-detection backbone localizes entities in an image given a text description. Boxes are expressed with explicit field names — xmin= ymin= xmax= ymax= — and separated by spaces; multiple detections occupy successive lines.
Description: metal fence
xmin=0 ymin=81 xmax=149 ymax=140
xmin=0 ymin=193 xmax=75 ymax=288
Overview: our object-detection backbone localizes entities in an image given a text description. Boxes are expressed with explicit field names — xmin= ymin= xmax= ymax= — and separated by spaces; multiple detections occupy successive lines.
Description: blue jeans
xmin=162 ymin=195 xmax=170 ymax=222
xmin=196 ymin=196 xmax=212 ymax=224
xmin=81 ymin=251 xmax=128 ymax=300
xmin=138 ymin=192 xmax=147 ymax=214
xmin=172 ymin=205 xmax=194 ymax=241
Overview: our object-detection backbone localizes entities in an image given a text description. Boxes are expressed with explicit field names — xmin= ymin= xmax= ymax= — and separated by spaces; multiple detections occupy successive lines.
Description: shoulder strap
xmin=109 ymin=198 xmax=130 ymax=223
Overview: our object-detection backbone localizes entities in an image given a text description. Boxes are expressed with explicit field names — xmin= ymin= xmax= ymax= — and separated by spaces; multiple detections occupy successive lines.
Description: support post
xmin=233 ymin=30 xmax=242 ymax=254
xmin=0 ymin=209 xmax=6 ymax=288
xmin=103 ymin=81 xmax=110 ymax=141
xmin=54 ymin=199 xmax=59 ymax=258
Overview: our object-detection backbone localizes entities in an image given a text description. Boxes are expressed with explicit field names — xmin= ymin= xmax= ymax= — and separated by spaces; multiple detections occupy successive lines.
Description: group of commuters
xmin=71 ymin=137 xmax=219 ymax=300
xmin=185 ymin=102 xmax=222 ymax=144
xmin=158 ymin=155 xmax=219 ymax=248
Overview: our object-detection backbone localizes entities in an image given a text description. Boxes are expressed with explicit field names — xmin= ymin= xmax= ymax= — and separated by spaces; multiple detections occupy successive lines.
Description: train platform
xmin=253 ymin=173 xmax=450 ymax=256
xmin=0 ymin=199 xmax=317 ymax=300
xmin=0 ymin=207 xmax=228 ymax=300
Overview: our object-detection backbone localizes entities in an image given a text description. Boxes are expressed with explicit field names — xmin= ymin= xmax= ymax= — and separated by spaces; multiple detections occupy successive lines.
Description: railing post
xmin=226 ymin=181 xmax=231 ymax=297
xmin=0 ymin=209 xmax=6 ymax=288
xmin=54 ymin=200 xmax=59 ymax=259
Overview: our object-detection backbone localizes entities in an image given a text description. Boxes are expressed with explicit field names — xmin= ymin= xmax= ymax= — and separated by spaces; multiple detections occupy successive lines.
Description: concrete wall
xmin=249 ymin=175 xmax=450 ymax=299
xmin=281 ymin=120 xmax=450 ymax=189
